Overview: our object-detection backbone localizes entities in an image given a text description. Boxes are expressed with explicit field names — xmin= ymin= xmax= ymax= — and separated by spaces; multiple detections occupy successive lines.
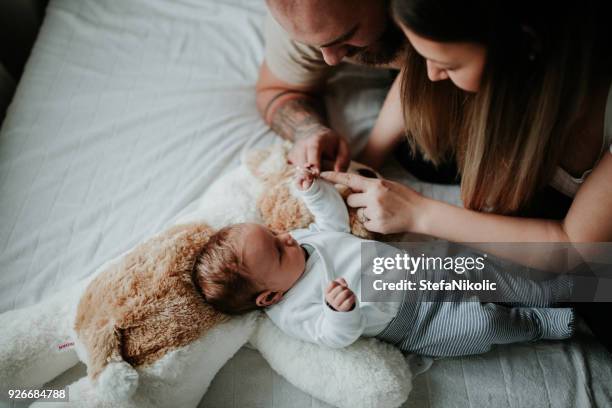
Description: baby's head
xmin=193 ymin=223 xmax=306 ymax=315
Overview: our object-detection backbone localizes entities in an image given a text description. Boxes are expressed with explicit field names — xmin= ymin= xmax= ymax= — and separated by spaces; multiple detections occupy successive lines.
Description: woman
xmin=321 ymin=0 xmax=612 ymax=349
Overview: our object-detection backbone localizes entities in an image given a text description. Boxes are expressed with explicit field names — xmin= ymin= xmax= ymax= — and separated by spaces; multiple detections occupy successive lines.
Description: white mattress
xmin=0 ymin=0 xmax=610 ymax=407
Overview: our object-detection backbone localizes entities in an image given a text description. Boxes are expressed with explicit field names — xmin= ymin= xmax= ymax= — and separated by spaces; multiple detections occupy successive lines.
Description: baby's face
xmin=240 ymin=223 xmax=306 ymax=294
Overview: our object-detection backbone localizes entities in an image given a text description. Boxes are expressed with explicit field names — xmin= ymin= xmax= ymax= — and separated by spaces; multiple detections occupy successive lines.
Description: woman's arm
xmin=562 ymin=151 xmax=612 ymax=241
xmin=322 ymin=155 xmax=612 ymax=271
xmin=323 ymin=153 xmax=612 ymax=242
xmin=358 ymin=73 xmax=406 ymax=169
xmin=419 ymin=153 xmax=612 ymax=243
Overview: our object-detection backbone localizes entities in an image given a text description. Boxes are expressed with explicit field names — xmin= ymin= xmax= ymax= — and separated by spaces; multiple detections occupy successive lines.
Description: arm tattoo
xmin=269 ymin=97 xmax=329 ymax=141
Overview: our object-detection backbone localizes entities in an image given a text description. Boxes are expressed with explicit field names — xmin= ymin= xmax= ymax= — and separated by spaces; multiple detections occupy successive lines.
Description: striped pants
xmin=375 ymin=259 xmax=575 ymax=357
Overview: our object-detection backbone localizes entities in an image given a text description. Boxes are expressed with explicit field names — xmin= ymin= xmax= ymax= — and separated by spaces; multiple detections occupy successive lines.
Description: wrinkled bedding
xmin=1 ymin=1 xmax=610 ymax=407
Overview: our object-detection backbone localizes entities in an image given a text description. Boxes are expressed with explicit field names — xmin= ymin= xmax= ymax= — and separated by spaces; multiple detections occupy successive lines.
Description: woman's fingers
xmin=346 ymin=192 xmax=369 ymax=208
xmin=363 ymin=218 xmax=377 ymax=233
xmin=320 ymin=171 xmax=371 ymax=192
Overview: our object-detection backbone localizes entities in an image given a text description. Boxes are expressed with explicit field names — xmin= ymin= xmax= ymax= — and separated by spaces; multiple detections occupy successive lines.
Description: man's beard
xmin=347 ymin=21 xmax=406 ymax=66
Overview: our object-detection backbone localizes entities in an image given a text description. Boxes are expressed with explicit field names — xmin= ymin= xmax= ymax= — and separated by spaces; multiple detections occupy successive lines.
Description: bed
xmin=1 ymin=1 xmax=610 ymax=407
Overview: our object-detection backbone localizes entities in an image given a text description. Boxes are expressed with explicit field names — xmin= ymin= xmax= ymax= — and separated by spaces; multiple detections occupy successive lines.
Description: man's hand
xmin=257 ymin=66 xmax=351 ymax=173
xmin=288 ymin=128 xmax=350 ymax=173
xmin=325 ymin=278 xmax=356 ymax=312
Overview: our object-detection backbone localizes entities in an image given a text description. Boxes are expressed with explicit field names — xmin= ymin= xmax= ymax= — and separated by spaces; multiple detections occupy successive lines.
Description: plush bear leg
xmin=133 ymin=314 xmax=259 ymax=408
xmin=0 ymin=282 xmax=87 ymax=393
xmin=27 ymin=313 xmax=257 ymax=408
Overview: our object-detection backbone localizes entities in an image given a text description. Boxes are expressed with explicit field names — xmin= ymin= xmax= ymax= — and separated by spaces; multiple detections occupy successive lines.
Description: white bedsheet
xmin=0 ymin=0 xmax=273 ymax=311
xmin=0 ymin=1 xmax=610 ymax=407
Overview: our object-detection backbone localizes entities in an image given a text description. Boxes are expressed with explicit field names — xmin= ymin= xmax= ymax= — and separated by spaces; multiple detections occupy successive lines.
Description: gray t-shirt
xmin=264 ymin=12 xmax=400 ymax=87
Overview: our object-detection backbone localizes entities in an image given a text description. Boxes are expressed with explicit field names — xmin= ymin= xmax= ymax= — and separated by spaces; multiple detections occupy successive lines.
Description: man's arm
xmin=256 ymin=62 xmax=350 ymax=171
xmin=256 ymin=62 xmax=325 ymax=139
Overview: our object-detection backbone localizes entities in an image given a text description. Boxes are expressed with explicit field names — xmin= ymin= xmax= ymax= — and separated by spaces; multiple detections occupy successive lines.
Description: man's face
xmin=269 ymin=0 xmax=405 ymax=66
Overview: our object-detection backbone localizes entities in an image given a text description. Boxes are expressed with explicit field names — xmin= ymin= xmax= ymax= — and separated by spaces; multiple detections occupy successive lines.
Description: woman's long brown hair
xmin=394 ymin=0 xmax=607 ymax=214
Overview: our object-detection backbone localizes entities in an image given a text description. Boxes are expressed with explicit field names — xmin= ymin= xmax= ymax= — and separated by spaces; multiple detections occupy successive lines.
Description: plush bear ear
xmin=244 ymin=142 xmax=292 ymax=180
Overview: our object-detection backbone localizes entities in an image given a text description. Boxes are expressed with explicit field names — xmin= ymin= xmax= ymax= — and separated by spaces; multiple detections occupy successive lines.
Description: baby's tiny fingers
xmin=333 ymin=278 xmax=347 ymax=289
xmin=325 ymin=280 xmax=340 ymax=293
xmin=338 ymin=295 xmax=356 ymax=312
xmin=326 ymin=279 xmax=343 ymax=294
xmin=334 ymin=288 xmax=353 ymax=305
xmin=328 ymin=284 xmax=345 ymax=299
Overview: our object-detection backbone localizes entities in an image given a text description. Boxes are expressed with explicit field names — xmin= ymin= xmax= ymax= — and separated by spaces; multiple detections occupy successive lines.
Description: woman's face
xmin=400 ymin=24 xmax=487 ymax=92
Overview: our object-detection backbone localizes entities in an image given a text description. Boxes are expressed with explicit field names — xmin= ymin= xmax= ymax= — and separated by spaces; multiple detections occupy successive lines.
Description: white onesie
xmin=265 ymin=179 xmax=400 ymax=349
xmin=264 ymin=180 xmax=574 ymax=356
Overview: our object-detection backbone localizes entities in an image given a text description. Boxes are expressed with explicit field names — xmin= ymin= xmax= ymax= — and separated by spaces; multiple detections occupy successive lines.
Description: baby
xmin=193 ymin=168 xmax=574 ymax=357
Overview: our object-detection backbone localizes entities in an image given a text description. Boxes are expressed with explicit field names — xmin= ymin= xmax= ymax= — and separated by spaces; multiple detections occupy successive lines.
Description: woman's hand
xmin=321 ymin=171 xmax=428 ymax=234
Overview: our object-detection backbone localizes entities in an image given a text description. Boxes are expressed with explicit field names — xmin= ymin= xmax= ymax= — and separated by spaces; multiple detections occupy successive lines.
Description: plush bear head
xmin=74 ymin=223 xmax=227 ymax=397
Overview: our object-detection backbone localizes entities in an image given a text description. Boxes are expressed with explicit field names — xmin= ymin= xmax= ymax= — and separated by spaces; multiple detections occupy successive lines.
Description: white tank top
xmin=549 ymin=83 xmax=612 ymax=197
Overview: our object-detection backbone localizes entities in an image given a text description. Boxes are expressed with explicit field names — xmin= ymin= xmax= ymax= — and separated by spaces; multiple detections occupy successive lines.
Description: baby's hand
xmin=295 ymin=164 xmax=319 ymax=190
xmin=325 ymin=278 xmax=355 ymax=312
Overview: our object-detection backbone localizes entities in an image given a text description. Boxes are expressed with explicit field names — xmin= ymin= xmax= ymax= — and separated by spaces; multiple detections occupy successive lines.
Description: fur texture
xmin=74 ymin=223 xmax=227 ymax=380
xmin=251 ymin=317 xmax=413 ymax=408
xmin=247 ymin=142 xmax=378 ymax=239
